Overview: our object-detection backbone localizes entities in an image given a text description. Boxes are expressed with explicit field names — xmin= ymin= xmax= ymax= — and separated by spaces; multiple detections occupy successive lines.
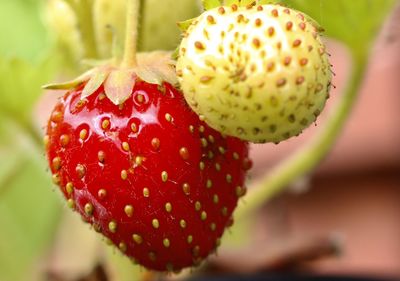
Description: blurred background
xmin=0 ymin=0 xmax=399 ymax=281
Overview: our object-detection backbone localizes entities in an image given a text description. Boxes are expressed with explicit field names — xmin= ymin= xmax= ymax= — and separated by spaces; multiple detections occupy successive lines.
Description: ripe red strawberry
xmin=45 ymin=78 xmax=250 ymax=271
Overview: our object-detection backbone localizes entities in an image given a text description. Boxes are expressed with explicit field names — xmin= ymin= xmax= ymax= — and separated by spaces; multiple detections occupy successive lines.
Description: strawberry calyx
xmin=180 ymin=0 xmax=324 ymax=32
xmin=43 ymin=51 xmax=177 ymax=105
xmin=44 ymin=0 xmax=177 ymax=106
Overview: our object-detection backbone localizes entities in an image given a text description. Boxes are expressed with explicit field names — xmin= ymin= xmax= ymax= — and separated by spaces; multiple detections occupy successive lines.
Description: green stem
xmin=236 ymin=53 xmax=367 ymax=220
xmin=136 ymin=0 xmax=146 ymax=52
xmin=65 ymin=0 xmax=99 ymax=59
xmin=121 ymin=0 xmax=141 ymax=68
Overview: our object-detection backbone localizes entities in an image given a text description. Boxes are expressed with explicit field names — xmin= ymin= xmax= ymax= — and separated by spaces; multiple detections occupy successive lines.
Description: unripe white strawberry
xmin=176 ymin=4 xmax=332 ymax=143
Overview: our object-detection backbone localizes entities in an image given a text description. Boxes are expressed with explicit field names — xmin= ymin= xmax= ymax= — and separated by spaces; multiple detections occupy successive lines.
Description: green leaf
xmin=0 ymin=56 xmax=60 ymax=124
xmin=0 ymin=0 xmax=49 ymax=61
xmin=0 ymin=116 xmax=62 ymax=281
xmin=281 ymin=0 xmax=396 ymax=56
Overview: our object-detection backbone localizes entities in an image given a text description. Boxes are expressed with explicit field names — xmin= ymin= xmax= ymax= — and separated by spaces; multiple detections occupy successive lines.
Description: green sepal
xmin=135 ymin=51 xmax=178 ymax=87
xmin=42 ymin=69 xmax=95 ymax=90
xmin=177 ymin=17 xmax=197 ymax=32
xmin=244 ymin=0 xmax=258 ymax=6
xmin=171 ymin=46 xmax=179 ymax=61
xmin=81 ymin=69 xmax=109 ymax=99
xmin=223 ymin=0 xmax=235 ymax=6
xmin=104 ymin=69 xmax=135 ymax=105
xmin=202 ymin=0 xmax=222 ymax=10
xmin=257 ymin=0 xmax=274 ymax=4
xmin=43 ymin=52 xmax=177 ymax=105
xmin=223 ymin=0 xmax=279 ymax=6
xmin=224 ymin=0 xmax=256 ymax=6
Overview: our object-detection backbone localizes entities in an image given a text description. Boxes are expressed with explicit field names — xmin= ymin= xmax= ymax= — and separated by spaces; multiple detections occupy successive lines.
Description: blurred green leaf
xmin=282 ymin=0 xmax=396 ymax=57
xmin=0 ymin=0 xmax=49 ymax=61
xmin=0 ymin=116 xmax=62 ymax=281
xmin=0 ymin=0 xmax=61 ymax=124
xmin=0 ymin=56 xmax=60 ymax=124
xmin=0 ymin=2 xmax=62 ymax=279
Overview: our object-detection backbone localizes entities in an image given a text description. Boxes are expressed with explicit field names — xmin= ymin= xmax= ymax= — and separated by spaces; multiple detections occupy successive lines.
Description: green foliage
xmin=0 ymin=0 xmax=397 ymax=280
xmin=0 ymin=116 xmax=62 ymax=281
xmin=0 ymin=57 xmax=60 ymax=124
xmin=0 ymin=1 xmax=64 ymax=281
xmin=0 ymin=0 xmax=49 ymax=61
xmin=282 ymin=0 xmax=396 ymax=58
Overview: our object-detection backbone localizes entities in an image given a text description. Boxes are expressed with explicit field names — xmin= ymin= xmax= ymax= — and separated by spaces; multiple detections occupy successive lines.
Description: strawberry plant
xmin=0 ymin=0 xmax=397 ymax=280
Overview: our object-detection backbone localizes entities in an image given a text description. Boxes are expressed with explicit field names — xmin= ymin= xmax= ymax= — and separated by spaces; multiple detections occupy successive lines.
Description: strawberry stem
xmin=121 ymin=0 xmax=141 ymax=68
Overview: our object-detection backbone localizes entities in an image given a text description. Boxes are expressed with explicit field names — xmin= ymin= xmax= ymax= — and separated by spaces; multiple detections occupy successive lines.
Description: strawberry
xmin=45 ymin=78 xmax=250 ymax=271
xmin=176 ymin=3 xmax=332 ymax=143
xmin=43 ymin=0 xmax=251 ymax=271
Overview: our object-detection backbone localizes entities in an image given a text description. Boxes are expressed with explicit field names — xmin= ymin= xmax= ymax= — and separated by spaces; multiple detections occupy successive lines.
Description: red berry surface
xmin=45 ymin=79 xmax=251 ymax=271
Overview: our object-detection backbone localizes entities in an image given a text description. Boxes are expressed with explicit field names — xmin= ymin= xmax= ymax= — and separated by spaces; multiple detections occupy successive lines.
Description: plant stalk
xmin=65 ymin=0 xmax=99 ymax=59
xmin=137 ymin=0 xmax=146 ymax=52
xmin=121 ymin=0 xmax=141 ymax=68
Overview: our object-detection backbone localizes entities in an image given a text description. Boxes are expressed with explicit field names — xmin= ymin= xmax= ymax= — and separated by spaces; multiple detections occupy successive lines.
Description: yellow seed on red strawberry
xmin=45 ymin=80 xmax=249 ymax=272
